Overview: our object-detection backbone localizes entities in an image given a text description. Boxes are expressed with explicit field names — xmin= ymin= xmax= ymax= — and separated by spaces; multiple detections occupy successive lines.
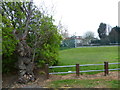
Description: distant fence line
xmin=45 ymin=62 xmax=120 ymax=79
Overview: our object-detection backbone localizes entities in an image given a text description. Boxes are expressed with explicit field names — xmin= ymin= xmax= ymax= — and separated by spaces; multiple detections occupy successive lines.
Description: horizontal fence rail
xmin=80 ymin=64 xmax=104 ymax=66
xmin=108 ymin=63 xmax=120 ymax=65
xmin=49 ymin=65 xmax=76 ymax=68
xmin=109 ymin=68 xmax=120 ymax=71
xmin=49 ymin=63 xmax=120 ymax=68
xmin=49 ymin=71 xmax=76 ymax=74
xmin=49 ymin=68 xmax=120 ymax=74
xmin=45 ymin=62 xmax=120 ymax=78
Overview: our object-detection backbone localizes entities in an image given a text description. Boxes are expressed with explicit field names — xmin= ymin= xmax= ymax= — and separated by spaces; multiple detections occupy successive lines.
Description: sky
xmin=33 ymin=0 xmax=119 ymax=37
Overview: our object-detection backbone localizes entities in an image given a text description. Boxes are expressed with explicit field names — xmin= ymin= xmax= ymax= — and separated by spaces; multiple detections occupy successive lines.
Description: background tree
xmin=98 ymin=22 xmax=110 ymax=44
xmin=83 ymin=31 xmax=95 ymax=45
xmin=58 ymin=21 xmax=69 ymax=39
xmin=98 ymin=23 xmax=107 ymax=39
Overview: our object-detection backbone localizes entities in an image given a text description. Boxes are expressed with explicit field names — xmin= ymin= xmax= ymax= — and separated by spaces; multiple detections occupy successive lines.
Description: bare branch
xmin=22 ymin=2 xmax=33 ymax=40
xmin=23 ymin=2 xmax=29 ymax=14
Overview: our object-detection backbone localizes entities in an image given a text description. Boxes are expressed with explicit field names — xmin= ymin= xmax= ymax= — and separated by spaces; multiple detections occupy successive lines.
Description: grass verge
xmin=48 ymin=79 xmax=119 ymax=88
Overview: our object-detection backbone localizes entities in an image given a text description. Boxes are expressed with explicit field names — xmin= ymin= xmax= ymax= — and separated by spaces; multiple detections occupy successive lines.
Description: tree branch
xmin=22 ymin=2 xmax=33 ymax=40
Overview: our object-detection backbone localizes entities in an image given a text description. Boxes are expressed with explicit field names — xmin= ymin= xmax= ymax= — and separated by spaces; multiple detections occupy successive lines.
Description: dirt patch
xmin=2 ymin=68 xmax=47 ymax=88
xmin=2 ymin=72 xmax=18 ymax=88
xmin=46 ymin=71 xmax=119 ymax=82
xmin=2 ymin=71 xmax=119 ymax=88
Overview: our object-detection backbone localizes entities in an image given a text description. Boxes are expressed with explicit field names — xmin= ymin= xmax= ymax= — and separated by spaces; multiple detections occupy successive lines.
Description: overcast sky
xmin=33 ymin=0 xmax=119 ymax=37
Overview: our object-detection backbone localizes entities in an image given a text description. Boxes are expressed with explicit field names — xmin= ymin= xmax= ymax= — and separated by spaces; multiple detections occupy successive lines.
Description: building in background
xmin=61 ymin=36 xmax=83 ymax=48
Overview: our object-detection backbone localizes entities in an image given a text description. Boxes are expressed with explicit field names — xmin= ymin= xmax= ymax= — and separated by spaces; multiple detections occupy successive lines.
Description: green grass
xmin=59 ymin=46 xmax=118 ymax=65
xmin=50 ymin=46 xmax=119 ymax=74
xmin=48 ymin=79 xmax=119 ymax=88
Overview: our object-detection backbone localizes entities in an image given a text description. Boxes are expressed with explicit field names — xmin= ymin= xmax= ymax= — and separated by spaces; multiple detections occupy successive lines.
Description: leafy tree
xmin=2 ymin=15 xmax=18 ymax=73
xmin=27 ymin=14 xmax=62 ymax=67
xmin=98 ymin=23 xmax=109 ymax=44
xmin=2 ymin=1 xmax=62 ymax=83
xmin=25 ymin=6 xmax=62 ymax=66
xmin=83 ymin=31 xmax=95 ymax=45
xmin=98 ymin=23 xmax=107 ymax=39
xmin=2 ymin=16 xmax=18 ymax=56
xmin=2 ymin=2 xmax=36 ymax=83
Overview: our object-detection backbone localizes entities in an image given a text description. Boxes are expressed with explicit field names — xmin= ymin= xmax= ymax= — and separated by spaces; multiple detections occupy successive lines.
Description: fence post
xmin=45 ymin=64 xmax=49 ymax=79
xmin=76 ymin=64 xmax=79 ymax=76
xmin=104 ymin=62 xmax=109 ymax=76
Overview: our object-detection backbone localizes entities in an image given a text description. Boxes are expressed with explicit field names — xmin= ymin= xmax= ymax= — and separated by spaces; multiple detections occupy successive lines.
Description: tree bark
xmin=17 ymin=40 xmax=35 ymax=84
xmin=3 ymin=1 xmax=35 ymax=84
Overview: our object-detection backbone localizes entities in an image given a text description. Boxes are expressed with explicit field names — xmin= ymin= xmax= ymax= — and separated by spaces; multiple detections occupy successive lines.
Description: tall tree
xmin=98 ymin=23 xmax=107 ymax=39
xmin=2 ymin=1 xmax=62 ymax=84
xmin=2 ymin=1 xmax=35 ymax=83
xmin=98 ymin=23 xmax=109 ymax=44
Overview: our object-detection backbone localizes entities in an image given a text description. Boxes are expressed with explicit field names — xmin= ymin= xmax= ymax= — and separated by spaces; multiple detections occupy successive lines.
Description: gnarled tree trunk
xmin=2 ymin=1 xmax=36 ymax=84
xmin=17 ymin=40 xmax=35 ymax=83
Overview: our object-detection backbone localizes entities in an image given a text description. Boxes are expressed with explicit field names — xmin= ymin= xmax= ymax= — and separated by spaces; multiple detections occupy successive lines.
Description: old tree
xmin=2 ymin=2 xmax=61 ymax=83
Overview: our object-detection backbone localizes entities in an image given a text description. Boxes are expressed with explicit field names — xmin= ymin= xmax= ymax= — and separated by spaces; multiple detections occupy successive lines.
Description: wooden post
xmin=76 ymin=64 xmax=79 ymax=76
xmin=45 ymin=64 xmax=49 ymax=79
xmin=104 ymin=62 xmax=109 ymax=76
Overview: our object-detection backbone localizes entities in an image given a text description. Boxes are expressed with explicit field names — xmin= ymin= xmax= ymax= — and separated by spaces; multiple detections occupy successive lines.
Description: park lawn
xmin=48 ymin=79 xmax=119 ymax=88
xmin=58 ymin=46 xmax=119 ymax=65
xmin=50 ymin=46 xmax=119 ymax=74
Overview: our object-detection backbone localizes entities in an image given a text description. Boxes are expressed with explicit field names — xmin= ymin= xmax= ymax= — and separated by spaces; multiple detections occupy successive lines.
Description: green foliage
xmin=2 ymin=2 xmax=62 ymax=73
xmin=98 ymin=23 xmax=110 ymax=45
xmin=2 ymin=54 xmax=18 ymax=73
xmin=2 ymin=16 xmax=18 ymax=56
xmin=2 ymin=2 xmax=28 ymax=73
xmin=26 ymin=8 xmax=62 ymax=67
xmin=34 ymin=15 xmax=62 ymax=67
xmin=98 ymin=23 xmax=107 ymax=39
xmin=97 ymin=23 xmax=120 ymax=45
xmin=83 ymin=31 xmax=95 ymax=45
xmin=2 ymin=16 xmax=18 ymax=73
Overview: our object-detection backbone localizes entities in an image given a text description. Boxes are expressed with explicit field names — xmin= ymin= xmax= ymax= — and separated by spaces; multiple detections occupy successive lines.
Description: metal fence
xmin=45 ymin=62 xmax=120 ymax=79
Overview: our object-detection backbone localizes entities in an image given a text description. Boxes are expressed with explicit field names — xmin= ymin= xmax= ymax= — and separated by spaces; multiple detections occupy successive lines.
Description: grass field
xmin=59 ymin=46 xmax=119 ymax=65
xmin=50 ymin=46 xmax=119 ymax=74
xmin=48 ymin=79 xmax=119 ymax=88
